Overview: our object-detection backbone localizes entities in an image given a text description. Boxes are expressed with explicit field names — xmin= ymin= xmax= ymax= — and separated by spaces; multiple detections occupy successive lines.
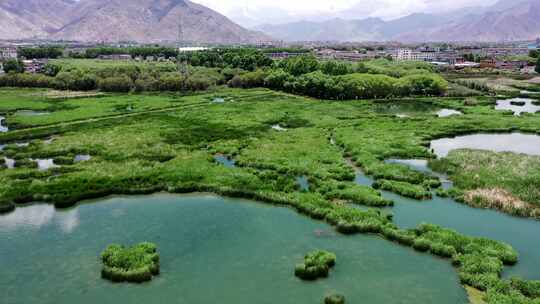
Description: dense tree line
xmin=0 ymin=63 xmax=221 ymax=93
xmin=18 ymin=47 xmax=64 ymax=59
xmin=177 ymin=48 xmax=273 ymax=71
xmin=72 ymin=47 xmax=179 ymax=59
xmin=2 ymin=59 xmax=24 ymax=73
xmin=229 ymin=55 xmax=447 ymax=99
xmin=1 ymin=51 xmax=447 ymax=98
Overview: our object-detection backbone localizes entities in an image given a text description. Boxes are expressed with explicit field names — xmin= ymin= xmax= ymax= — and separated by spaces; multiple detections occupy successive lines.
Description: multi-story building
xmin=395 ymin=48 xmax=435 ymax=62
xmin=0 ymin=46 xmax=18 ymax=61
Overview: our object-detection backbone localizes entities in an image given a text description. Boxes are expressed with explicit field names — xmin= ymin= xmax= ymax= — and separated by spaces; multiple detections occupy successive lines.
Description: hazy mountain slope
xmin=256 ymin=18 xmax=387 ymax=42
xmin=0 ymin=0 xmax=268 ymax=43
xmin=398 ymin=0 xmax=540 ymax=42
xmin=256 ymin=0 xmax=540 ymax=42
xmin=0 ymin=0 xmax=76 ymax=38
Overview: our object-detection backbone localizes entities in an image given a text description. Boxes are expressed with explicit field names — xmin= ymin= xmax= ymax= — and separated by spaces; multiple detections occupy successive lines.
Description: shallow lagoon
xmin=367 ymin=131 xmax=540 ymax=281
xmin=0 ymin=194 xmax=466 ymax=304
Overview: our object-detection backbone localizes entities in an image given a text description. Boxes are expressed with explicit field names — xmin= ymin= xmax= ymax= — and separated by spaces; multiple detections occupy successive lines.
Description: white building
xmin=0 ymin=47 xmax=18 ymax=61
xmin=395 ymin=48 xmax=435 ymax=62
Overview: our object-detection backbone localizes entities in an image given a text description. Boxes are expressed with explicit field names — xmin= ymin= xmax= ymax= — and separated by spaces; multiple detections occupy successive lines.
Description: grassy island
xmin=295 ymin=250 xmax=336 ymax=280
xmin=429 ymin=149 xmax=540 ymax=218
xmin=101 ymin=242 xmax=160 ymax=283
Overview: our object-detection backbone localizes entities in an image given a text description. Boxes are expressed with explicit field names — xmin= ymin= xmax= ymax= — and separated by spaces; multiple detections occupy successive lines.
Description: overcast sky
xmin=192 ymin=0 xmax=501 ymax=27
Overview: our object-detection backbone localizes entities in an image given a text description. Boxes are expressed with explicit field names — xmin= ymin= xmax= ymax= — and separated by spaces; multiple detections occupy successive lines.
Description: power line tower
xmin=177 ymin=14 xmax=185 ymax=48
xmin=177 ymin=17 xmax=190 ymax=79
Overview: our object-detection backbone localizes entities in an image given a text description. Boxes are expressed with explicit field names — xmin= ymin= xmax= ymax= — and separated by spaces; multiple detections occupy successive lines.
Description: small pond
xmin=373 ymin=102 xmax=439 ymax=116
xmin=430 ymin=133 xmax=540 ymax=158
xmin=33 ymin=159 xmax=58 ymax=171
xmin=74 ymin=155 xmax=92 ymax=163
xmin=214 ymin=155 xmax=236 ymax=168
xmin=373 ymin=102 xmax=462 ymax=118
xmin=3 ymin=157 xmax=15 ymax=169
xmin=495 ymin=98 xmax=540 ymax=116
xmin=296 ymin=176 xmax=310 ymax=191
xmin=0 ymin=194 xmax=466 ymax=304
xmin=15 ymin=110 xmax=51 ymax=116
xmin=436 ymin=109 xmax=462 ymax=117
xmin=271 ymin=124 xmax=288 ymax=131
xmin=0 ymin=116 xmax=8 ymax=132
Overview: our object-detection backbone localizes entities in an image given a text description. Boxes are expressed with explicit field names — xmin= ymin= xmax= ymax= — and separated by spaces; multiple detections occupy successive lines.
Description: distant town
xmin=1 ymin=38 xmax=539 ymax=75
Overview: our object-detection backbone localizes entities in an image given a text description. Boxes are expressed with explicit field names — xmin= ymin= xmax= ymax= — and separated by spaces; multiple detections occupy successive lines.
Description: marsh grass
xmin=1 ymin=87 xmax=540 ymax=303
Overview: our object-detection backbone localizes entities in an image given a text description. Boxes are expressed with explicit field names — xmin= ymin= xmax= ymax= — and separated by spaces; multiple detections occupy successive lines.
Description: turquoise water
xmin=214 ymin=155 xmax=236 ymax=167
xmin=360 ymin=147 xmax=540 ymax=280
xmin=0 ymin=194 xmax=466 ymax=304
xmin=296 ymin=175 xmax=310 ymax=191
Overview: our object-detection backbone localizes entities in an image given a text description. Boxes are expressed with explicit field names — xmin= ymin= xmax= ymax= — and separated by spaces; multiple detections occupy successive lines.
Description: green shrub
xmin=294 ymin=250 xmax=336 ymax=281
xmin=412 ymin=238 xmax=431 ymax=252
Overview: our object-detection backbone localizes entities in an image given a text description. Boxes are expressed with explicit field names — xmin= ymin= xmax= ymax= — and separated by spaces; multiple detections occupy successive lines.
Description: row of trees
xmin=177 ymin=48 xmax=273 ymax=71
xmin=0 ymin=66 xmax=219 ymax=93
xmin=18 ymin=47 xmax=63 ymax=59
xmin=1 ymin=50 xmax=447 ymax=98
xmin=80 ymin=47 xmax=179 ymax=59
xmin=230 ymin=68 xmax=448 ymax=99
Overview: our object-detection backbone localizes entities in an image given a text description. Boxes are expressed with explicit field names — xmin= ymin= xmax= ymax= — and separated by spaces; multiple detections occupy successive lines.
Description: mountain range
xmin=256 ymin=0 xmax=540 ymax=42
xmin=0 ymin=0 xmax=268 ymax=44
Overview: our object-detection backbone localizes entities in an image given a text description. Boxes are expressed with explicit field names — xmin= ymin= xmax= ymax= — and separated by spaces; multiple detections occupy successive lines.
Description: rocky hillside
xmin=0 ymin=0 xmax=269 ymax=44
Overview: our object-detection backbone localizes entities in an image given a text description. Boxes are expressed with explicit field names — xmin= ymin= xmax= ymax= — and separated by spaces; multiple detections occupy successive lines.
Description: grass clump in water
xmin=294 ymin=250 xmax=336 ymax=280
xmin=101 ymin=242 xmax=160 ymax=283
xmin=372 ymin=179 xmax=432 ymax=200
xmin=324 ymin=294 xmax=346 ymax=304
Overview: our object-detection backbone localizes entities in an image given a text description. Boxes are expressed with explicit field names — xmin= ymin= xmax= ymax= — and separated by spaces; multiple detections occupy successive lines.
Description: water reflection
xmin=0 ymin=204 xmax=79 ymax=233
xmin=32 ymin=159 xmax=58 ymax=171
xmin=436 ymin=109 xmax=462 ymax=117
xmin=430 ymin=133 xmax=540 ymax=158
xmin=271 ymin=124 xmax=288 ymax=131
xmin=495 ymin=98 xmax=540 ymax=116
xmin=214 ymin=155 xmax=236 ymax=168
xmin=296 ymin=176 xmax=310 ymax=191
xmin=4 ymin=157 xmax=15 ymax=169
xmin=74 ymin=155 xmax=91 ymax=162
xmin=0 ymin=116 xmax=8 ymax=132
xmin=15 ymin=110 xmax=50 ymax=116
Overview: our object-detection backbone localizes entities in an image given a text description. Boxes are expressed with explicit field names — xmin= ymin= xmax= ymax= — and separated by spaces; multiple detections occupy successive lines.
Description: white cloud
xmin=191 ymin=0 xmax=500 ymax=26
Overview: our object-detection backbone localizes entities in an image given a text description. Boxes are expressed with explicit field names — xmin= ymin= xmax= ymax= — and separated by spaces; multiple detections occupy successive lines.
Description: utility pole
xmin=177 ymin=16 xmax=190 ymax=80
